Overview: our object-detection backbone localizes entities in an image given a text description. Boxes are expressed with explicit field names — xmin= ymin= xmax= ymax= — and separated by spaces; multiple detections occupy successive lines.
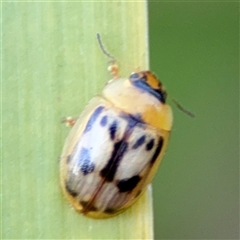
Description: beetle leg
xmin=62 ymin=116 xmax=76 ymax=127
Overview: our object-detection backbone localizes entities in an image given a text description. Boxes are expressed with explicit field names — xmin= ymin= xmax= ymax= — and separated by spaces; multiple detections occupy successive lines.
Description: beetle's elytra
xmin=60 ymin=35 xmax=173 ymax=218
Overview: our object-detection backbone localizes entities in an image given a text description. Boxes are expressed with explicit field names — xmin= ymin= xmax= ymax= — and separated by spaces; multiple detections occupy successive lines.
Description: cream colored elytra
xmin=60 ymin=68 xmax=173 ymax=218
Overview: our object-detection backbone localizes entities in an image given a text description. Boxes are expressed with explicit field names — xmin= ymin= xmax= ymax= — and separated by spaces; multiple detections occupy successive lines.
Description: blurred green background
xmin=149 ymin=2 xmax=239 ymax=239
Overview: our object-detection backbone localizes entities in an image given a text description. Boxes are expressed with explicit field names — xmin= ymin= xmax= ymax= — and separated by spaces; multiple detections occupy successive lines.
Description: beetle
xmin=59 ymin=34 xmax=174 ymax=218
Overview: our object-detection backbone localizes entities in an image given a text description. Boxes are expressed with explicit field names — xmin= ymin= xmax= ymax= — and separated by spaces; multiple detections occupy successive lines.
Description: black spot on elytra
xmin=100 ymin=115 xmax=108 ymax=127
xmin=120 ymin=114 xmax=140 ymax=129
xmin=132 ymin=135 xmax=146 ymax=149
xmin=131 ymin=113 xmax=144 ymax=123
xmin=84 ymin=106 xmax=104 ymax=133
xmin=100 ymin=140 xmax=128 ymax=182
xmin=79 ymin=147 xmax=95 ymax=175
xmin=80 ymin=201 xmax=98 ymax=212
xmin=80 ymin=200 xmax=88 ymax=207
xmin=89 ymin=205 xmax=98 ymax=212
xmin=65 ymin=181 xmax=78 ymax=197
xmin=117 ymin=175 xmax=142 ymax=192
xmin=104 ymin=208 xmax=118 ymax=214
xmin=146 ymin=138 xmax=154 ymax=151
xmin=109 ymin=120 xmax=118 ymax=140
xmin=150 ymin=137 xmax=164 ymax=164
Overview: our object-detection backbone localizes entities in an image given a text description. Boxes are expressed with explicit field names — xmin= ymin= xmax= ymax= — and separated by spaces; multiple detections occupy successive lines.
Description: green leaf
xmin=2 ymin=1 xmax=153 ymax=239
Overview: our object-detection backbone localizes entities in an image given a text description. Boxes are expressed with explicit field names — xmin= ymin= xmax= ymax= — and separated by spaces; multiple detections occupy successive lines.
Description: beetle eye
xmin=129 ymin=73 xmax=140 ymax=80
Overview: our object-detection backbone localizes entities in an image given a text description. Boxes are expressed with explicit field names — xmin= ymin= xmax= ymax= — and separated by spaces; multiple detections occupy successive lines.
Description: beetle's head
xmin=129 ymin=71 xmax=167 ymax=103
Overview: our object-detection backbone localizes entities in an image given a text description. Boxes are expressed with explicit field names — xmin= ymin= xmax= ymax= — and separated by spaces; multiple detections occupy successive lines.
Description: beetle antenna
xmin=96 ymin=33 xmax=119 ymax=78
xmin=172 ymin=99 xmax=195 ymax=118
xmin=96 ymin=33 xmax=116 ymax=62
